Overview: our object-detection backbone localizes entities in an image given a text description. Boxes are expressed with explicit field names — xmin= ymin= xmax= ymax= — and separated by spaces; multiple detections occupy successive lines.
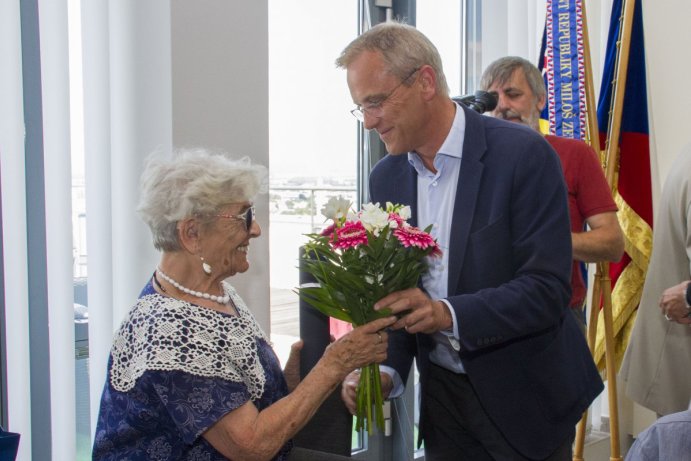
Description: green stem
xmin=373 ymin=363 xmax=384 ymax=431
xmin=354 ymin=363 xmax=386 ymax=435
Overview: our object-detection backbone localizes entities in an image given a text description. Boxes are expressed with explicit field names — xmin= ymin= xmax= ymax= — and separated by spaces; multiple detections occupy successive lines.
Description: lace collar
xmin=109 ymin=282 xmax=270 ymax=401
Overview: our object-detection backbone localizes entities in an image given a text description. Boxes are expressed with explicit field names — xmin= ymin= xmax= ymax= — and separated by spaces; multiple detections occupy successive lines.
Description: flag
xmin=538 ymin=0 xmax=587 ymax=140
xmin=593 ymin=0 xmax=652 ymax=373
xmin=537 ymin=0 xmax=590 ymax=299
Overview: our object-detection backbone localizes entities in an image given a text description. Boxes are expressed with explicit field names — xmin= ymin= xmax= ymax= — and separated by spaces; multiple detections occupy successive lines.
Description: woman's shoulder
xmin=108 ymin=284 xmax=270 ymax=397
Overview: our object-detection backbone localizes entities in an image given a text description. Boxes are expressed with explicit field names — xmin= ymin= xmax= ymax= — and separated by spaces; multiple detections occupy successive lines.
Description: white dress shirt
xmin=383 ymin=103 xmax=467 ymax=398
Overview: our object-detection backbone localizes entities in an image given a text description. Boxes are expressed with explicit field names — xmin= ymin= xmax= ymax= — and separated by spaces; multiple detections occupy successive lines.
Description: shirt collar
xmin=408 ymin=102 xmax=466 ymax=170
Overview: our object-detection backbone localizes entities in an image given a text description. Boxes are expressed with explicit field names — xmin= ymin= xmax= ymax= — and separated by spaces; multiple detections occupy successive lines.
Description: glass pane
xmin=416 ymin=0 xmax=463 ymax=97
xmin=68 ymin=0 xmax=91 ymax=459
xmin=267 ymin=0 xmax=358 ymax=378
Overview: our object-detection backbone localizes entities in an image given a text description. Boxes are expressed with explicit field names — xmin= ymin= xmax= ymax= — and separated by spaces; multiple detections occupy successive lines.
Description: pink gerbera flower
xmin=393 ymin=226 xmax=441 ymax=255
xmin=388 ymin=212 xmax=405 ymax=228
xmin=320 ymin=223 xmax=336 ymax=238
xmin=331 ymin=221 xmax=368 ymax=250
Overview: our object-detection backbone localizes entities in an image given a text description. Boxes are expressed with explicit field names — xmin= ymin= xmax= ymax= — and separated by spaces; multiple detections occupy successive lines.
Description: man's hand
xmin=374 ymin=287 xmax=453 ymax=334
xmin=659 ymin=280 xmax=691 ymax=325
xmin=341 ymin=370 xmax=393 ymax=415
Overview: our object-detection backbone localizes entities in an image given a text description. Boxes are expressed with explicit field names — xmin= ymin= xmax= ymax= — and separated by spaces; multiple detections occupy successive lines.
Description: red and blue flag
xmin=593 ymin=0 xmax=652 ymax=372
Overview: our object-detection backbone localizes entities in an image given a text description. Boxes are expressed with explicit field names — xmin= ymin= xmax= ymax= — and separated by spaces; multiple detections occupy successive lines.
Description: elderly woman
xmin=92 ymin=148 xmax=394 ymax=461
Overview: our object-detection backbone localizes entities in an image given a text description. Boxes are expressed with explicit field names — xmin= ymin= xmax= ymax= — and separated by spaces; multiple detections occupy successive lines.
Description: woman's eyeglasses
xmin=215 ymin=206 xmax=254 ymax=231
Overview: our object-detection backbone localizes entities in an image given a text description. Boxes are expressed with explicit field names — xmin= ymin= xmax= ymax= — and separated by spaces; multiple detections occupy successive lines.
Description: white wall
xmin=643 ymin=0 xmax=691 ymax=202
xmin=170 ymin=0 xmax=270 ymax=331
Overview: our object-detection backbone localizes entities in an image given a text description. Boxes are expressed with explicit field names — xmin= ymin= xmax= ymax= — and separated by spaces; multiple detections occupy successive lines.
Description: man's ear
xmin=418 ymin=65 xmax=437 ymax=100
xmin=177 ymin=218 xmax=201 ymax=254
xmin=536 ymin=93 xmax=547 ymax=112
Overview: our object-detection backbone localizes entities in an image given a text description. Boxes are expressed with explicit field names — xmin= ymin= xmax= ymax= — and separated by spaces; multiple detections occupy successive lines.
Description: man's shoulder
xmin=544 ymin=134 xmax=601 ymax=166
xmin=479 ymin=117 xmax=558 ymax=166
xmin=544 ymin=134 xmax=594 ymax=154
xmin=465 ymin=111 xmax=553 ymax=158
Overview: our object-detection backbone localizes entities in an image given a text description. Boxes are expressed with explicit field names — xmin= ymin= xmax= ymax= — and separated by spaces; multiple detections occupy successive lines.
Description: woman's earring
xmin=201 ymin=257 xmax=212 ymax=275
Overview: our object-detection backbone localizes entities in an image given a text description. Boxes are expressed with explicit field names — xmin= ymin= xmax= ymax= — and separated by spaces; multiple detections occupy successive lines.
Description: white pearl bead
xmin=156 ymin=267 xmax=229 ymax=305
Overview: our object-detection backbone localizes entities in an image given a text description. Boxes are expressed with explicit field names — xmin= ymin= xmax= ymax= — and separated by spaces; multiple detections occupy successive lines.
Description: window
xmin=268 ymin=0 xmax=358 ymax=363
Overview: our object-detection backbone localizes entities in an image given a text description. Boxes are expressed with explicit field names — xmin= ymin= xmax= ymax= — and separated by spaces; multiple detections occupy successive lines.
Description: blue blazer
xmin=370 ymin=105 xmax=603 ymax=459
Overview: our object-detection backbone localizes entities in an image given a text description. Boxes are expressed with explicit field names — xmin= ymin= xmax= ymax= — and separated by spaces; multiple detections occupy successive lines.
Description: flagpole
xmin=573 ymin=0 xmax=606 ymax=458
xmin=603 ymin=1 xmax=636 ymax=188
xmin=602 ymin=1 xmax=637 ymax=460
xmin=574 ymin=0 xmax=638 ymax=459
xmin=574 ymin=1 xmax=608 ymax=454
xmin=587 ymin=0 xmax=638 ymax=460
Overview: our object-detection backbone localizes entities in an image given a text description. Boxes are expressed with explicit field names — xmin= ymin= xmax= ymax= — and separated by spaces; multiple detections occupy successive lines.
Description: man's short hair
xmin=479 ymin=56 xmax=546 ymax=101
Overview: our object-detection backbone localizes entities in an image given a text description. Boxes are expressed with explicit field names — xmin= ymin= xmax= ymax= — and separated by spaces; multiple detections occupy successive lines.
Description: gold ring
xmin=377 ymin=332 xmax=383 ymax=344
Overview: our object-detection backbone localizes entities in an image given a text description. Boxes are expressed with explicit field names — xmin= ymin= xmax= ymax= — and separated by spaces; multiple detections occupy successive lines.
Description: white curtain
xmin=83 ymin=0 xmax=171 ymax=435
xmin=0 ymin=1 xmax=170 ymax=459
xmin=0 ymin=0 xmax=33 ymax=458
xmin=41 ymin=0 xmax=77 ymax=460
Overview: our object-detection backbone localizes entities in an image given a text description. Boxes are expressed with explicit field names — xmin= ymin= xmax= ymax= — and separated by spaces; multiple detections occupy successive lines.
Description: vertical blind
xmin=0 ymin=1 xmax=170 ymax=459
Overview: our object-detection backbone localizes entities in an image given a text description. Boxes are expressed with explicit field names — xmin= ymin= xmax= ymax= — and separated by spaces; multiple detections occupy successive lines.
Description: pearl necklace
xmin=156 ymin=266 xmax=231 ymax=305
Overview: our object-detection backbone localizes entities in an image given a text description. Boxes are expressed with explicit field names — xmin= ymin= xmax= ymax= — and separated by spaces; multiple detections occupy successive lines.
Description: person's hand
xmin=283 ymin=340 xmax=303 ymax=392
xmin=375 ymin=287 xmax=453 ymax=334
xmin=659 ymin=281 xmax=691 ymax=325
xmin=322 ymin=316 xmax=396 ymax=377
xmin=341 ymin=369 xmax=393 ymax=415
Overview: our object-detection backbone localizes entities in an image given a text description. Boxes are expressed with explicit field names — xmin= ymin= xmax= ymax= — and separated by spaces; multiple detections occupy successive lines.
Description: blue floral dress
xmin=92 ymin=281 xmax=292 ymax=460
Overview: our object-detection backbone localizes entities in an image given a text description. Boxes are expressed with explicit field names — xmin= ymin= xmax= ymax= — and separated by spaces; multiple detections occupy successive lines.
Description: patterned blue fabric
xmin=93 ymin=281 xmax=292 ymax=460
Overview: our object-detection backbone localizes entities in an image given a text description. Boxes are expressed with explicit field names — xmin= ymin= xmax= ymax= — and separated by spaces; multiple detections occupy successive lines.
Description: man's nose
xmin=495 ymin=93 xmax=508 ymax=112
xmin=362 ymin=111 xmax=379 ymax=130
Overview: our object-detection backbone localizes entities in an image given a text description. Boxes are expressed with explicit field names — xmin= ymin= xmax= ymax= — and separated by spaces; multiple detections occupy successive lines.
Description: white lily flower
xmin=359 ymin=202 xmax=390 ymax=233
xmin=398 ymin=205 xmax=412 ymax=220
xmin=321 ymin=196 xmax=352 ymax=221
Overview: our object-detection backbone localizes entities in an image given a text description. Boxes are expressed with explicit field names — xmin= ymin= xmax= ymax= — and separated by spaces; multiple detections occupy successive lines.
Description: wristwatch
xmin=685 ymin=281 xmax=691 ymax=316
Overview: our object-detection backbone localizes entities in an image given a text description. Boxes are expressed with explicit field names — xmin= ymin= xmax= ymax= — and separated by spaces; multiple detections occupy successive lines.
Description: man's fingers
xmin=341 ymin=371 xmax=361 ymax=414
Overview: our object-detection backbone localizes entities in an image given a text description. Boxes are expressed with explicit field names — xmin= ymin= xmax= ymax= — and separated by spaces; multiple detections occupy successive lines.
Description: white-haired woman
xmin=92 ymin=148 xmax=394 ymax=461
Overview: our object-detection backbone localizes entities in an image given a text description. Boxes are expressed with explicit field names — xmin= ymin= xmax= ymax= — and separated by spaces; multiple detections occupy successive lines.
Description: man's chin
xmin=381 ymin=141 xmax=407 ymax=155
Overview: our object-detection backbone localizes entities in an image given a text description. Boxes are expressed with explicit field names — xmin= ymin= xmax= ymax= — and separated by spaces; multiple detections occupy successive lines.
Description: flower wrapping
xmin=298 ymin=197 xmax=441 ymax=434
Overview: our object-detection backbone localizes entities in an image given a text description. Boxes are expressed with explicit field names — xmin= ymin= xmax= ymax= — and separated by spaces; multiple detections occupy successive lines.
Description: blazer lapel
xmin=386 ymin=158 xmax=418 ymax=228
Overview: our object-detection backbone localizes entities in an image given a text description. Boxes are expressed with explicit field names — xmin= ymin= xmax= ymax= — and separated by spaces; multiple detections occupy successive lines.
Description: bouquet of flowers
xmin=298 ymin=196 xmax=441 ymax=434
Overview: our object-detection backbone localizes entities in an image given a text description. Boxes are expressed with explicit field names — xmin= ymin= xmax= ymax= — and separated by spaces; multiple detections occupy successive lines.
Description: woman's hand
xmin=204 ymin=316 xmax=395 ymax=460
xmin=322 ymin=316 xmax=396 ymax=379
xmin=283 ymin=340 xmax=303 ymax=392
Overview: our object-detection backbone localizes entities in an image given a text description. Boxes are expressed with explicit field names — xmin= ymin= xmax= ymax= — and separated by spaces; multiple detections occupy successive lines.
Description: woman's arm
xmin=202 ymin=315 xmax=395 ymax=461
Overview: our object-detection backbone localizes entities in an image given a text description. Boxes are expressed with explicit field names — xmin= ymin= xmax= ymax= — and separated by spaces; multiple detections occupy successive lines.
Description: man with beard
xmin=480 ymin=56 xmax=624 ymax=331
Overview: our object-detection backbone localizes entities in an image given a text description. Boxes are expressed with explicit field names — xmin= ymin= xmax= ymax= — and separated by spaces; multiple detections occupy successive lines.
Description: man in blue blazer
xmin=337 ymin=22 xmax=603 ymax=460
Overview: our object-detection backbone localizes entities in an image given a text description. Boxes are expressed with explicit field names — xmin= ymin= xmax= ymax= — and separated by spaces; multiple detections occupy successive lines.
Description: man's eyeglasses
xmin=350 ymin=68 xmax=420 ymax=122
xmin=215 ymin=205 xmax=255 ymax=231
